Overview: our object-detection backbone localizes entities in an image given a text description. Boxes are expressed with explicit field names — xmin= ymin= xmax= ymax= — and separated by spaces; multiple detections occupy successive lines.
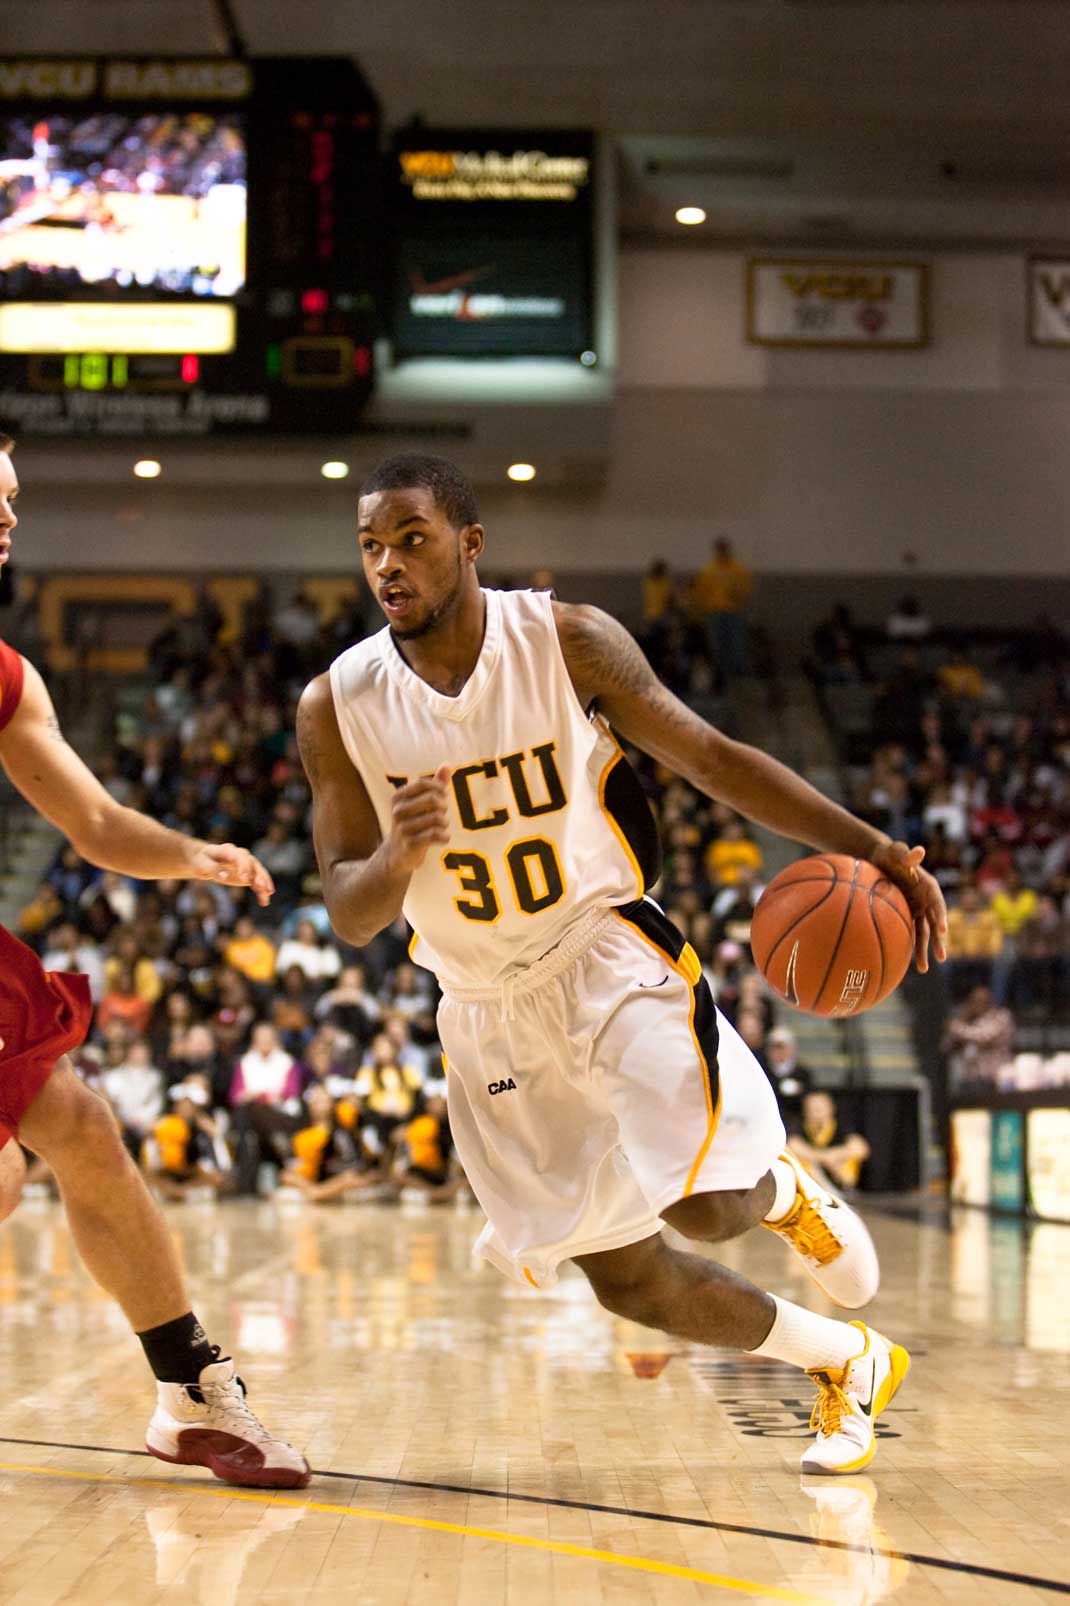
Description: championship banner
xmin=746 ymin=259 xmax=929 ymax=349
xmin=1027 ymin=258 xmax=1070 ymax=346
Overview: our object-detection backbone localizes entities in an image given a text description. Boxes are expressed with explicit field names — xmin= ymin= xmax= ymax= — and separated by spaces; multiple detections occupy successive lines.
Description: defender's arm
xmin=0 ymin=658 xmax=273 ymax=902
xmin=554 ymin=602 xmax=947 ymax=969
xmin=296 ymin=674 xmax=450 ymax=948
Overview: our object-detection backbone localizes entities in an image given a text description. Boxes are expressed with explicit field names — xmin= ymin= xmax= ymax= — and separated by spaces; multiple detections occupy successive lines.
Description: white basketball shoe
xmin=801 ymin=1321 xmax=911 ymax=1475
xmin=146 ymin=1356 xmax=311 ymax=1488
xmin=763 ymin=1149 xmax=880 ymax=1308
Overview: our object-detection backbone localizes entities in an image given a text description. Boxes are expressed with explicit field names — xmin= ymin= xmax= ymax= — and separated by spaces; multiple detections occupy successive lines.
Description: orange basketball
xmin=750 ymin=854 xmax=914 ymax=1018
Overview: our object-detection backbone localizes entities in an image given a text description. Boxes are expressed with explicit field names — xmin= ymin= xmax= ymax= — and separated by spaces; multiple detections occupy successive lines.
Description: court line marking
xmin=1 ymin=1436 xmax=1068 ymax=1599
xmin=0 ymin=1460 xmax=833 ymax=1605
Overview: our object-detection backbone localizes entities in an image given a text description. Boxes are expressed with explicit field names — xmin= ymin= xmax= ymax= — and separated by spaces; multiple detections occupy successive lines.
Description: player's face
xmin=0 ymin=454 xmax=19 ymax=566
xmin=358 ymin=487 xmax=479 ymax=640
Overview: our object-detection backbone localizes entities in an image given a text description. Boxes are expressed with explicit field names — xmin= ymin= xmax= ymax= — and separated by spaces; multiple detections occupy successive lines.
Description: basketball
xmin=751 ymin=854 xmax=914 ymax=1017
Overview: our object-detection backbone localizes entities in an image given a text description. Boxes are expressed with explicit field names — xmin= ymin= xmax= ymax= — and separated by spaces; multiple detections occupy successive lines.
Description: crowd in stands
xmin=808 ymin=596 xmax=1070 ymax=1089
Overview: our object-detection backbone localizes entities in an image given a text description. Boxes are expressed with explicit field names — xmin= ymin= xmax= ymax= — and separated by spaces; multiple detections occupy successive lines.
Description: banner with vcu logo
xmin=746 ymin=258 xmax=929 ymax=348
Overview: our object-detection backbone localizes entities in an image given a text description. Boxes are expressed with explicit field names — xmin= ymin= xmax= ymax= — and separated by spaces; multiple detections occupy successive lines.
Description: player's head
xmin=357 ymin=453 xmax=483 ymax=640
xmin=0 ymin=432 xmax=17 ymax=563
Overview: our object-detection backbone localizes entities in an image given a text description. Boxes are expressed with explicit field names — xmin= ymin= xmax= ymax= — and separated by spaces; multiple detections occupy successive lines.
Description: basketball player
xmin=0 ymin=435 xmax=308 ymax=1488
xmin=297 ymin=454 xmax=948 ymax=1475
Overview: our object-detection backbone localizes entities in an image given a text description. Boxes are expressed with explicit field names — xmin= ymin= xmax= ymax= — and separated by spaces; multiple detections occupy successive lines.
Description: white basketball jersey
xmin=329 ymin=587 xmax=659 ymax=989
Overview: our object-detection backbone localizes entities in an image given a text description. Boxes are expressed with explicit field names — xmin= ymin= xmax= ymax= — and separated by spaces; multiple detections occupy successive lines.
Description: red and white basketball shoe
xmin=146 ymin=1356 xmax=310 ymax=1488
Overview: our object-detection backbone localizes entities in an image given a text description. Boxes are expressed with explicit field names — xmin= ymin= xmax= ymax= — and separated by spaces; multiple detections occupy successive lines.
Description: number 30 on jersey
xmin=443 ymin=837 xmax=565 ymax=922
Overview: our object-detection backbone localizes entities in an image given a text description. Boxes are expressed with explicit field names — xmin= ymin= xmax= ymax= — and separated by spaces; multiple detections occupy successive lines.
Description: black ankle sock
xmin=137 ymin=1312 xmax=218 ymax=1385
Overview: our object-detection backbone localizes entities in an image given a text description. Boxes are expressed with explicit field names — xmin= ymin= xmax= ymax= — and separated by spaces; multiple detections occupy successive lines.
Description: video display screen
xmin=390 ymin=130 xmax=594 ymax=359
xmin=0 ymin=111 xmax=246 ymax=299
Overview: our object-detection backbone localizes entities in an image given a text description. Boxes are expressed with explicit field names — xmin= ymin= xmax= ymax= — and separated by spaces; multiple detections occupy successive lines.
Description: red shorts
xmin=0 ymin=925 xmax=93 ymax=1147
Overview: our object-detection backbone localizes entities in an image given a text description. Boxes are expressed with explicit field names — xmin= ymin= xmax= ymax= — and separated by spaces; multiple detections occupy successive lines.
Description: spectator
xmin=763 ymin=1026 xmax=814 ymax=1125
xmin=168 ymin=1022 xmax=229 ymax=1108
xmin=712 ymin=867 xmax=762 ymax=953
xmin=990 ymin=867 xmax=1039 ymax=1004
xmin=943 ymin=986 xmax=1014 ymax=1089
xmin=642 ymin=558 xmax=675 ymax=622
xmin=392 ymin=1094 xmax=459 ymax=1201
xmin=387 ymin=962 xmax=437 ymax=1037
xmin=104 ymin=926 xmax=163 ymax=1006
xmin=945 ymin=884 xmax=1004 ymax=998
xmin=1013 ymin=894 xmax=1069 ymax=1011
xmin=97 ymin=961 xmax=154 ymax=1036
xmin=15 ymin=882 xmax=63 ymax=942
xmin=224 ymin=915 xmax=277 ymax=986
xmin=145 ymin=1077 xmax=232 ymax=1201
xmin=101 ymin=1036 xmax=165 ymax=1159
xmin=788 ymin=1091 xmax=870 ymax=1193
xmin=41 ymin=920 xmax=105 ymax=997
xmin=279 ymin=1085 xmax=373 ymax=1203
xmin=229 ymin=1023 xmax=304 ymax=1195
xmin=314 ymin=963 xmax=382 ymax=1047
xmin=938 ymin=649 xmax=986 ymax=704
xmin=990 ymin=867 xmax=1038 ymax=939
xmin=48 ymin=844 xmax=95 ymax=910
xmin=251 ymin=819 xmax=309 ymax=904
xmin=356 ymin=1031 xmax=424 ymax=1151
xmin=276 ymin=918 xmax=342 ymax=984
xmin=150 ymin=990 xmax=197 ymax=1071
xmin=689 ymin=536 xmax=752 ymax=686
xmin=705 ymin=817 xmax=763 ymax=889
xmin=270 ymin=964 xmax=317 ymax=1051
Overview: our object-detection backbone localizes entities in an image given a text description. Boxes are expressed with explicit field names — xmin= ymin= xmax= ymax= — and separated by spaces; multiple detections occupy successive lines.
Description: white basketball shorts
xmin=437 ymin=898 xmax=786 ymax=1289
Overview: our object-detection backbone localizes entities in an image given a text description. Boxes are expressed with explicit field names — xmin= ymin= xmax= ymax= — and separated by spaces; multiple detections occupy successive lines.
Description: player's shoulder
xmin=0 ymin=637 xmax=30 ymax=737
xmin=326 ymin=625 xmax=392 ymax=697
xmin=549 ymin=598 xmax=628 ymax=669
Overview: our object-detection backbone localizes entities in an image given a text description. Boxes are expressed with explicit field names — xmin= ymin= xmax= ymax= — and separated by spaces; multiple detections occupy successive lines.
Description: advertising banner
xmin=950 ymin=1109 xmax=991 ymax=1207
xmin=1027 ymin=1109 xmax=1070 ymax=1222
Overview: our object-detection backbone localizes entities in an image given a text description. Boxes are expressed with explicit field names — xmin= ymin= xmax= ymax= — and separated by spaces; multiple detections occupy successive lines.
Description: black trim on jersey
xmin=603 ymin=756 xmax=661 ymax=892
xmin=615 ymin=899 xmax=721 ymax=1116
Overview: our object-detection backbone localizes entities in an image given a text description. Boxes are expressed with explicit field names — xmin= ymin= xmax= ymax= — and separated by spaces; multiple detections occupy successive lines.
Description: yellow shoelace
xmin=809 ymin=1375 xmax=850 ymax=1437
xmin=772 ymin=1198 xmax=843 ymax=1265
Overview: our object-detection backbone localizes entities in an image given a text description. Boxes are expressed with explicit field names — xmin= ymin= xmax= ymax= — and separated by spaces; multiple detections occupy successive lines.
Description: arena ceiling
xmin=6 ymin=0 xmax=1070 ymax=249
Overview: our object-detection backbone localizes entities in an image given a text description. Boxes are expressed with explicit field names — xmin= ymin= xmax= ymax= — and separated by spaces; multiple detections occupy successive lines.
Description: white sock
xmin=763 ymin=1155 xmax=802 ymax=1224
xmin=750 ymin=1295 xmax=867 ymax=1374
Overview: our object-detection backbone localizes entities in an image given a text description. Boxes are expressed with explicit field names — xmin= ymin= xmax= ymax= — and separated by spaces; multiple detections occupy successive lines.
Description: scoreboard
xmin=0 ymin=57 xmax=380 ymax=436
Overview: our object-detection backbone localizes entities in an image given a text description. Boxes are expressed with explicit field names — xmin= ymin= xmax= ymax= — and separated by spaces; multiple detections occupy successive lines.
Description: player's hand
xmin=386 ymin=765 xmax=452 ymax=873
xmin=869 ymin=839 xmax=948 ymax=974
xmin=189 ymin=842 xmax=275 ymax=907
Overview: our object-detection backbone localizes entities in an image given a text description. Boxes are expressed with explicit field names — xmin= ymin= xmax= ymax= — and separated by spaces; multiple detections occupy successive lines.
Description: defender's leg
xmin=19 ymin=1059 xmax=310 ymax=1488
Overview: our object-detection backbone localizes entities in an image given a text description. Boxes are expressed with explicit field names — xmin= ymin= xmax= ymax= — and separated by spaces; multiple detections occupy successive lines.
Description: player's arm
xmin=554 ymin=602 xmax=947 ymax=969
xmin=0 ymin=657 xmax=273 ymax=904
xmin=296 ymin=674 xmax=450 ymax=948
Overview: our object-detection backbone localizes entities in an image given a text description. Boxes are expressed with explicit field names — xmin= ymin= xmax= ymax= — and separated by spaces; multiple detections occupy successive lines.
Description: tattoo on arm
xmin=556 ymin=604 xmax=659 ymax=708
xmin=45 ymin=714 xmax=66 ymax=745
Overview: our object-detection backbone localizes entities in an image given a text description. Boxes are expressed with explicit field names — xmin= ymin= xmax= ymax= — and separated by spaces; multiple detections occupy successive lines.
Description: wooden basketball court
xmin=0 ymin=1196 xmax=1067 ymax=1604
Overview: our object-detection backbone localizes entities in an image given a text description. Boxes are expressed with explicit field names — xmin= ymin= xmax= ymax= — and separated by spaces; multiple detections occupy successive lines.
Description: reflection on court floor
xmin=0 ymin=1197 xmax=1068 ymax=1604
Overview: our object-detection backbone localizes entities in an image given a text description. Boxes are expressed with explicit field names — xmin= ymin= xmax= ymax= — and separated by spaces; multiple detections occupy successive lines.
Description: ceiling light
xmin=320 ymin=461 xmax=350 ymax=480
xmin=507 ymin=463 xmax=536 ymax=483
xmin=675 ymin=206 xmax=707 ymax=226
xmin=133 ymin=459 xmax=161 ymax=479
